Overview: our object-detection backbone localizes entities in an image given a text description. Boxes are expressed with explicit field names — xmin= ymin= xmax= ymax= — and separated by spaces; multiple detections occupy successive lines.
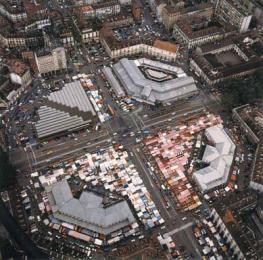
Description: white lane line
xmin=163 ymin=222 xmax=194 ymax=238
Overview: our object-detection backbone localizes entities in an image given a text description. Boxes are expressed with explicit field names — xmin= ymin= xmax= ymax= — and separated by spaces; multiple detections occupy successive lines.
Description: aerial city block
xmin=0 ymin=0 xmax=262 ymax=258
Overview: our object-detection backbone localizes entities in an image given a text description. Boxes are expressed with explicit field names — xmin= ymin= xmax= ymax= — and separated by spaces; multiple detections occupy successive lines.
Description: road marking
xmin=163 ymin=222 xmax=194 ymax=238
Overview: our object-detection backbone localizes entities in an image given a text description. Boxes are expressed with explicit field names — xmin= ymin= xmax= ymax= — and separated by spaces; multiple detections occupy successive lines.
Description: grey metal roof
xmin=35 ymin=81 xmax=95 ymax=139
xmin=103 ymin=67 xmax=125 ymax=97
xmin=46 ymin=180 xmax=136 ymax=235
xmin=112 ymin=58 xmax=198 ymax=103
xmin=193 ymin=125 xmax=236 ymax=192
xmin=48 ymin=81 xmax=95 ymax=115
xmin=35 ymin=106 xmax=91 ymax=138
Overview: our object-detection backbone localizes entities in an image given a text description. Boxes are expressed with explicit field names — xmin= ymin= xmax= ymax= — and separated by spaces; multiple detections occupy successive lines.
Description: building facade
xmin=100 ymin=27 xmax=178 ymax=61
xmin=172 ymin=17 xmax=234 ymax=49
xmin=35 ymin=47 xmax=67 ymax=75
xmin=214 ymin=0 xmax=252 ymax=32
xmin=0 ymin=1 xmax=27 ymax=22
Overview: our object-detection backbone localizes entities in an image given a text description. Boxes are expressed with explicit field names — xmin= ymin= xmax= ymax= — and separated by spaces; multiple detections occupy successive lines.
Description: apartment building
xmin=100 ymin=27 xmax=178 ymax=61
xmin=60 ymin=31 xmax=75 ymax=46
xmin=214 ymin=0 xmax=252 ymax=32
xmin=0 ymin=0 xmax=27 ymax=22
xmin=25 ymin=17 xmax=51 ymax=32
xmin=79 ymin=0 xmax=121 ymax=18
xmin=161 ymin=3 xmax=213 ymax=31
xmin=0 ymin=30 xmax=47 ymax=48
xmin=210 ymin=192 xmax=262 ymax=259
xmin=101 ymin=13 xmax=134 ymax=28
xmin=189 ymin=34 xmax=263 ymax=85
xmin=233 ymin=104 xmax=263 ymax=193
xmin=173 ymin=17 xmax=235 ymax=49
xmin=161 ymin=5 xmax=180 ymax=30
xmin=35 ymin=47 xmax=67 ymax=75
xmin=71 ymin=14 xmax=101 ymax=44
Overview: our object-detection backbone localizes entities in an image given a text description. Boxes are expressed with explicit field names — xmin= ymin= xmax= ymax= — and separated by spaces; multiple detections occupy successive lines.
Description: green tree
xmin=220 ymin=70 xmax=263 ymax=110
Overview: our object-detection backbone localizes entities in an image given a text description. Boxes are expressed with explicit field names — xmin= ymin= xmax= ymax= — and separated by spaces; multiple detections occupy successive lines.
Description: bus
xmin=108 ymin=104 xmax=115 ymax=116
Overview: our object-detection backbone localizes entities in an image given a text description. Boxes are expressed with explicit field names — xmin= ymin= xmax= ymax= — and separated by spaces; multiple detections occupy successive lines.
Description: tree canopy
xmin=220 ymin=70 xmax=263 ymax=110
xmin=0 ymin=149 xmax=16 ymax=190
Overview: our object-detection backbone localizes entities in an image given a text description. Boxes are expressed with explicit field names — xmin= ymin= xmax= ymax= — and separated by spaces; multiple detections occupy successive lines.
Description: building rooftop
xmin=144 ymin=113 xmax=222 ymax=211
xmin=193 ymin=124 xmax=236 ymax=192
xmin=111 ymin=58 xmax=197 ymax=104
xmin=0 ymin=0 xmax=26 ymax=15
xmin=40 ymin=145 xmax=163 ymax=235
xmin=233 ymin=105 xmax=263 ymax=189
xmin=163 ymin=2 xmax=212 ymax=16
xmin=100 ymin=26 xmax=155 ymax=50
xmin=35 ymin=81 xmax=96 ymax=139
xmin=213 ymin=191 xmax=263 ymax=258
xmin=46 ymin=179 xmax=136 ymax=235
xmin=153 ymin=39 xmax=178 ymax=53
xmin=191 ymin=34 xmax=263 ymax=84
xmin=174 ymin=17 xmax=234 ymax=40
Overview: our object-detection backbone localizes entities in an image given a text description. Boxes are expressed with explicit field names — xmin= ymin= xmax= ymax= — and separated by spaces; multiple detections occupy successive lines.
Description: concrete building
xmin=35 ymin=47 xmax=67 ymax=75
xmin=173 ymin=17 xmax=235 ymax=49
xmin=239 ymin=0 xmax=263 ymax=26
xmin=106 ymin=58 xmax=198 ymax=104
xmin=214 ymin=0 xmax=252 ymax=32
xmin=190 ymin=34 xmax=263 ymax=85
xmin=35 ymin=81 xmax=96 ymax=139
xmin=100 ymin=26 xmax=178 ymax=61
xmin=0 ymin=30 xmax=46 ymax=48
xmin=193 ymin=124 xmax=236 ymax=193
xmin=79 ymin=1 xmax=121 ymax=18
xmin=232 ymin=104 xmax=263 ymax=193
xmin=46 ymin=179 xmax=136 ymax=235
xmin=210 ymin=192 xmax=262 ymax=259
